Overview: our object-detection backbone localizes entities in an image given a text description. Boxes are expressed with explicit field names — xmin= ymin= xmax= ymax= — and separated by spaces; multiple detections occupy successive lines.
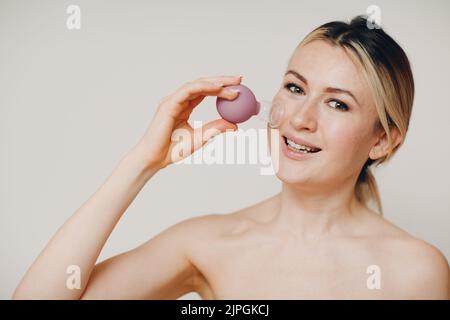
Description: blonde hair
xmin=298 ymin=16 xmax=415 ymax=215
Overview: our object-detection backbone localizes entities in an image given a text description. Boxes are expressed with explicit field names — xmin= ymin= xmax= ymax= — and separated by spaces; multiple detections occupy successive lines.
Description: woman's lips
xmin=282 ymin=133 xmax=321 ymax=151
xmin=280 ymin=135 xmax=322 ymax=161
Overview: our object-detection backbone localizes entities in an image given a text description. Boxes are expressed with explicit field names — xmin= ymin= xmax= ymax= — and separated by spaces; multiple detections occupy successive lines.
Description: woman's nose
xmin=289 ymin=99 xmax=318 ymax=132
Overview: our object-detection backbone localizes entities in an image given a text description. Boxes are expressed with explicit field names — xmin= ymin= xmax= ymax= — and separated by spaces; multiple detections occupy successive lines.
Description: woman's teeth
xmin=285 ymin=137 xmax=320 ymax=153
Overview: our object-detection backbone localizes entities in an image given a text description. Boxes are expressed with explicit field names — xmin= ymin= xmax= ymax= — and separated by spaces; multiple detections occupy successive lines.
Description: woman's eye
xmin=284 ymin=82 xmax=349 ymax=111
xmin=328 ymin=100 xmax=349 ymax=111
xmin=284 ymin=83 xmax=304 ymax=95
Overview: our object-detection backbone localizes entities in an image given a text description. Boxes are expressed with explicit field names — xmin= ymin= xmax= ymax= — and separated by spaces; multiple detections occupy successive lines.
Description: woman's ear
xmin=369 ymin=126 xmax=403 ymax=160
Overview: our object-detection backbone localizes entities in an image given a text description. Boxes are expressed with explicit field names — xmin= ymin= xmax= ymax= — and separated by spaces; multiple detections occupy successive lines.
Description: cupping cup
xmin=215 ymin=84 xmax=284 ymax=128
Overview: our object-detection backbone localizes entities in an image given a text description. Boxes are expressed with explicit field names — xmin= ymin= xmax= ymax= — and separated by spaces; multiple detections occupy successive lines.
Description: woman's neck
xmin=272 ymin=180 xmax=365 ymax=241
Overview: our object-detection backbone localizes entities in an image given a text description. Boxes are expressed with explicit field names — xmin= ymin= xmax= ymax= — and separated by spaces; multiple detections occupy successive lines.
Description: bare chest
xmin=192 ymin=236 xmax=390 ymax=299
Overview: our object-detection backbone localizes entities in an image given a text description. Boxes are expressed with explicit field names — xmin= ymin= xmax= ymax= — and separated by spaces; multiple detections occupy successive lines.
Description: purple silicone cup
xmin=216 ymin=84 xmax=260 ymax=124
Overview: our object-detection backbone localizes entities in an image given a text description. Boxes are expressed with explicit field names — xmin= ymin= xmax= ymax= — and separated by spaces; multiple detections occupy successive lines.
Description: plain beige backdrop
xmin=1 ymin=0 xmax=449 ymax=299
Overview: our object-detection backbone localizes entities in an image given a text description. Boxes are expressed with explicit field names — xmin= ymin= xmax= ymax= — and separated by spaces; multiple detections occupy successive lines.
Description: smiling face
xmin=272 ymin=40 xmax=383 ymax=188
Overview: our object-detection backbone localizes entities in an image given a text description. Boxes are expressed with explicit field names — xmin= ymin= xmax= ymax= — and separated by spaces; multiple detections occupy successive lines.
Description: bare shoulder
xmin=177 ymin=194 xmax=280 ymax=239
xmin=166 ymin=199 xmax=271 ymax=260
xmin=363 ymin=211 xmax=450 ymax=299
xmin=171 ymin=210 xmax=253 ymax=240
xmin=392 ymin=236 xmax=449 ymax=299
xmin=172 ymin=195 xmax=280 ymax=263
xmin=168 ymin=198 xmax=276 ymax=297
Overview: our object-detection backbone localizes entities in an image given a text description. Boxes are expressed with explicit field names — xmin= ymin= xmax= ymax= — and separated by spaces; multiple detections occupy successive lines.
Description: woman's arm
xmin=80 ymin=214 xmax=205 ymax=299
xmin=13 ymin=75 xmax=241 ymax=299
xmin=13 ymin=148 xmax=158 ymax=299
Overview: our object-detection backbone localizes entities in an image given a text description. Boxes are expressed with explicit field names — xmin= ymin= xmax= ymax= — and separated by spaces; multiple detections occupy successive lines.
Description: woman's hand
xmin=12 ymin=76 xmax=243 ymax=299
xmin=135 ymin=75 xmax=242 ymax=170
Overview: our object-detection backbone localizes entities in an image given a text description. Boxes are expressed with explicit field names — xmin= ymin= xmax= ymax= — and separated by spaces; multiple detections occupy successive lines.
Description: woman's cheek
xmin=323 ymin=120 xmax=363 ymax=156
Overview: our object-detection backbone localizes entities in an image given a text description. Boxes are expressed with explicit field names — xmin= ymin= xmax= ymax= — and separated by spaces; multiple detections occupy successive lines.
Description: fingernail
xmin=227 ymin=88 xmax=240 ymax=93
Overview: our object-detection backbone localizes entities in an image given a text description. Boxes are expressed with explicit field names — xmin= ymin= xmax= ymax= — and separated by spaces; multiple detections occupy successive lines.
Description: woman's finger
xmin=170 ymin=77 xmax=241 ymax=104
xmin=197 ymin=75 xmax=242 ymax=85
xmin=189 ymin=95 xmax=207 ymax=109
xmin=192 ymin=118 xmax=238 ymax=151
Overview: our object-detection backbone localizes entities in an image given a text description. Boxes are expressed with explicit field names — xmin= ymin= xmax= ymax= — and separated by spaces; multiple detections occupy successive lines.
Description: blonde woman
xmin=13 ymin=15 xmax=449 ymax=299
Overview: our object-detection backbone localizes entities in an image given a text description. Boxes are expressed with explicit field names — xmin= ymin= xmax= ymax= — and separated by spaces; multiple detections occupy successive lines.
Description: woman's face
xmin=272 ymin=40 xmax=382 ymax=188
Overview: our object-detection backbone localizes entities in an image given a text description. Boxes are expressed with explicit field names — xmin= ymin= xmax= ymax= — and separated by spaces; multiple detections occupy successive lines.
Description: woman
xmin=13 ymin=15 xmax=449 ymax=299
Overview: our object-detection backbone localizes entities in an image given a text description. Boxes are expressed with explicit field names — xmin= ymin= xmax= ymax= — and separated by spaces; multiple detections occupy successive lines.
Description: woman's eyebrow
xmin=284 ymin=69 xmax=360 ymax=106
xmin=285 ymin=70 xmax=308 ymax=84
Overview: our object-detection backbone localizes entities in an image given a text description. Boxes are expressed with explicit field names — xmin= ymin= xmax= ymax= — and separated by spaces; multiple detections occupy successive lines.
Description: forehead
xmin=287 ymin=40 xmax=371 ymax=105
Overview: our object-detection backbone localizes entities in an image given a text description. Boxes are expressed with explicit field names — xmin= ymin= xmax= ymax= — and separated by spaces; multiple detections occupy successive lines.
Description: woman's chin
xmin=274 ymin=166 xmax=316 ymax=185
